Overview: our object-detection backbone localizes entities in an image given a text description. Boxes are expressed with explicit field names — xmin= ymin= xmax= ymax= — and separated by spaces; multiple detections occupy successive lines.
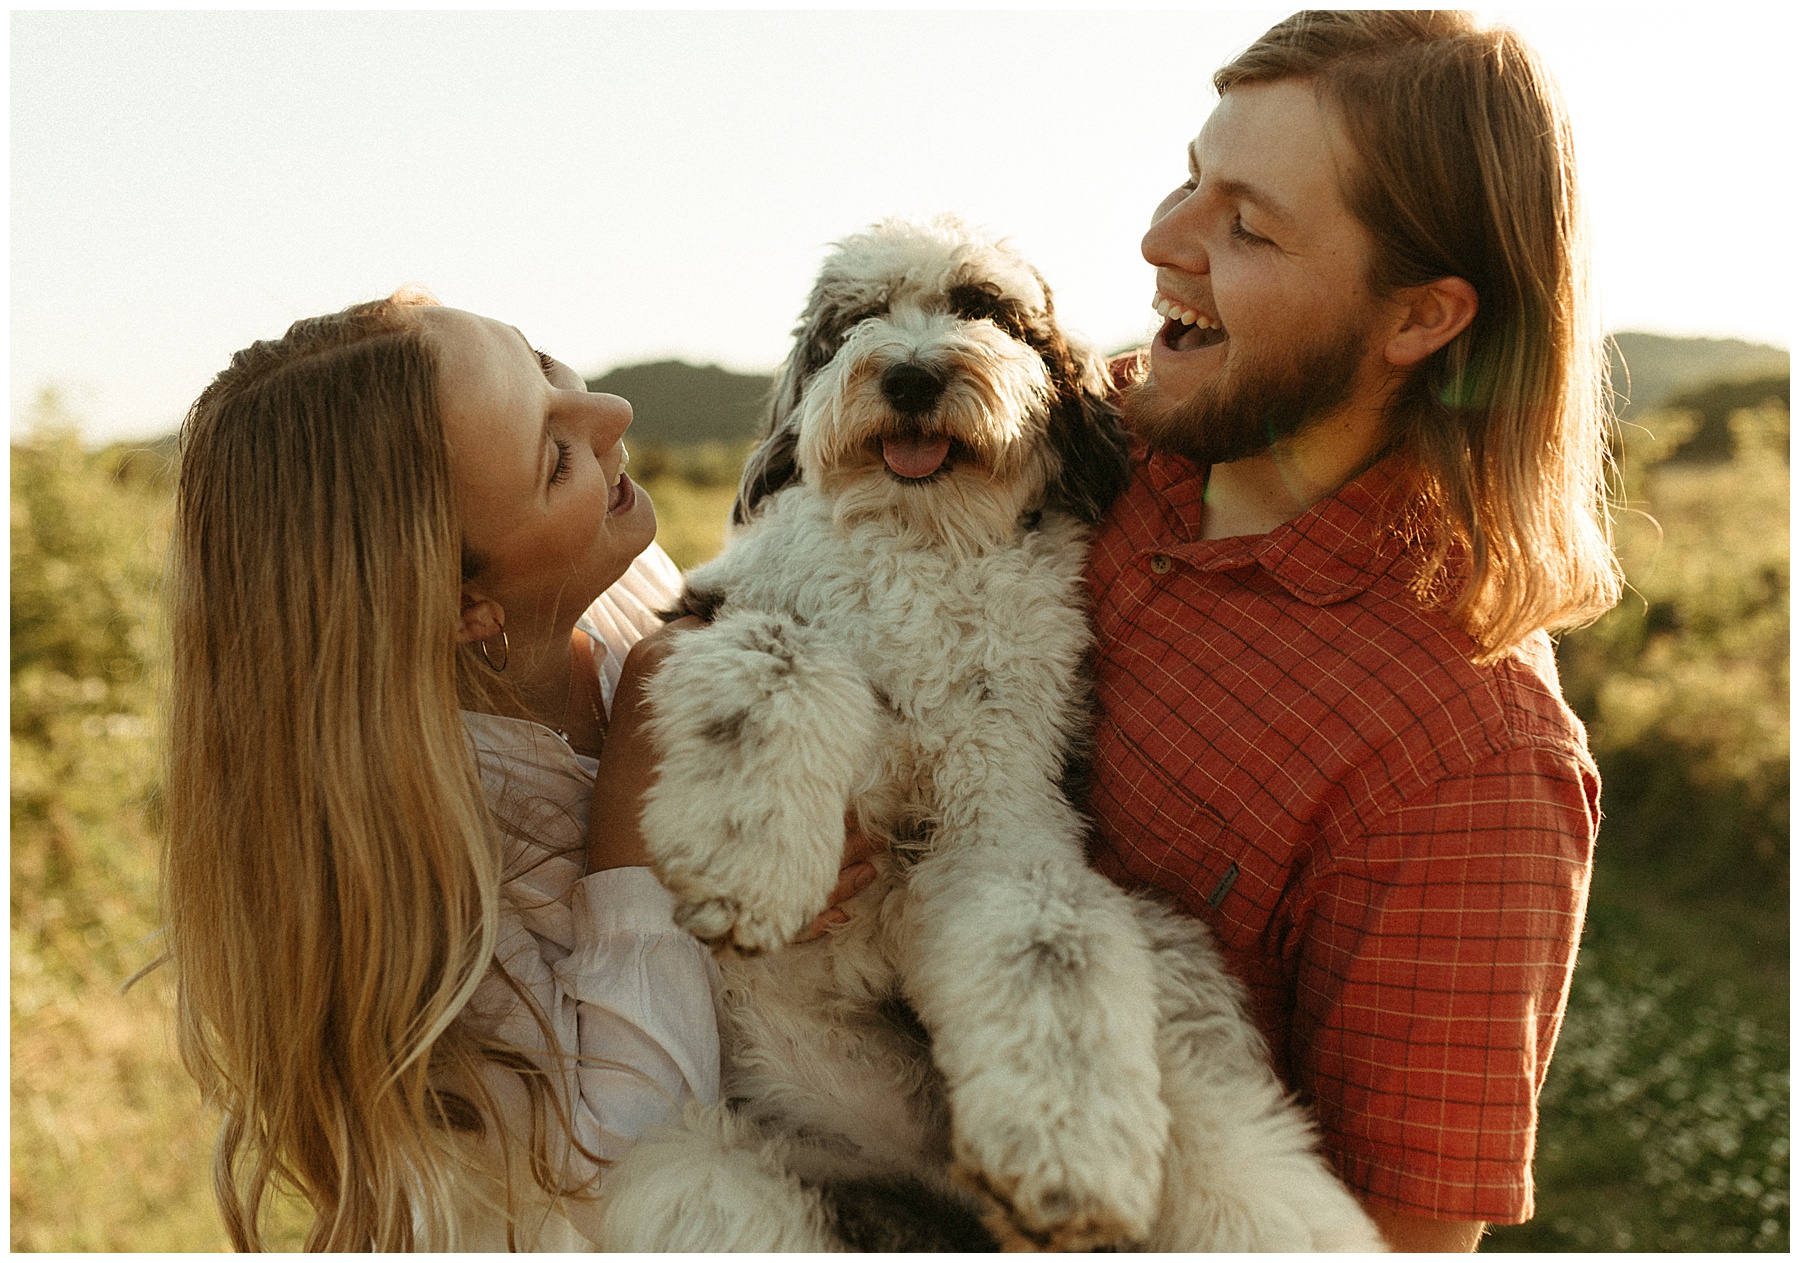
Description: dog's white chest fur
xmin=713 ymin=489 xmax=1093 ymax=810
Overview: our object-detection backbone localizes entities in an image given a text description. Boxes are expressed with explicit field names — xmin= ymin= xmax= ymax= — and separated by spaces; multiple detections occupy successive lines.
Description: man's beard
xmin=1125 ymin=322 xmax=1370 ymax=467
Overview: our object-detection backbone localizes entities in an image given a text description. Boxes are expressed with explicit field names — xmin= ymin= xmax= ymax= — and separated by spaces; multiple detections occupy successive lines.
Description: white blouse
xmin=433 ymin=544 xmax=720 ymax=1251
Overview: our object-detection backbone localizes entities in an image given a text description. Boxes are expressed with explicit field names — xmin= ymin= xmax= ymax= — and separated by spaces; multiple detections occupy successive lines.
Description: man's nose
xmin=1142 ymin=196 xmax=1208 ymax=273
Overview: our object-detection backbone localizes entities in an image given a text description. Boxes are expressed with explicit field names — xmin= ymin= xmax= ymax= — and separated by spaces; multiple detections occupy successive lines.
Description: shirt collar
xmin=1142 ymin=447 xmax=1418 ymax=606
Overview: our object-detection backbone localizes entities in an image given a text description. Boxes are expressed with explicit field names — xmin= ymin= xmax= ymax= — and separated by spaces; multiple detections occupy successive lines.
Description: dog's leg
xmin=1135 ymin=902 xmax=1389 ymax=1252
xmin=891 ymin=838 xmax=1170 ymax=1251
xmin=593 ymin=1101 xmax=839 ymax=1250
xmin=642 ymin=609 xmax=882 ymax=954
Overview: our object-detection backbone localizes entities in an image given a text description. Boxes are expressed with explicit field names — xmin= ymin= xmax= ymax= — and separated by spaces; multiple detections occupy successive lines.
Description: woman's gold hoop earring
xmin=479 ymin=627 xmax=509 ymax=673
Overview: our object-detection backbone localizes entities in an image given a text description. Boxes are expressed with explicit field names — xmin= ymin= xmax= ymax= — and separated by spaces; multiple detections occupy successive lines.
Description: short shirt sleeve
xmin=1291 ymin=743 xmax=1598 ymax=1222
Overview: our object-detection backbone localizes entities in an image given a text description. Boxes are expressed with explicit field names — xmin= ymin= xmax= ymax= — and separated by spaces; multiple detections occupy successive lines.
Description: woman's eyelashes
xmin=540 ymin=346 xmax=576 ymax=490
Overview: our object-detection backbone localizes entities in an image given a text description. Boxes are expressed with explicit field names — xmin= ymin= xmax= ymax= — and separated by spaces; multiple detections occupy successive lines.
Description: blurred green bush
xmin=10 ymin=396 xmax=236 ymax=1249
xmin=1554 ymin=397 xmax=1789 ymax=901
xmin=12 ymin=396 xmax=172 ymax=997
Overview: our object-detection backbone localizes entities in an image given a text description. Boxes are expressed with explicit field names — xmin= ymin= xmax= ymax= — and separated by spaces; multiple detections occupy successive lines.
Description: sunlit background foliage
xmin=10 ymin=339 xmax=1788 ymax=1250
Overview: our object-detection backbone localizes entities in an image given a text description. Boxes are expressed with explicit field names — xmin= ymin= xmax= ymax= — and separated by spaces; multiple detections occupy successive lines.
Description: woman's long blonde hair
xmin=1217 ymin=10 xmax=1622 ymax=660
xmin=166 ymin=294 xmax=589 ymax=1248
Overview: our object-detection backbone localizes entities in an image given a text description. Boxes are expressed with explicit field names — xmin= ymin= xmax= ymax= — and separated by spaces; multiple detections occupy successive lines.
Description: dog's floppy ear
xmin=1041 ymin=329 xmax=1132 ymax=526
xmin=732 ymin=420 xmax=801 ymax=527
xmin=731 ymin=277 xmax=844 ymax=525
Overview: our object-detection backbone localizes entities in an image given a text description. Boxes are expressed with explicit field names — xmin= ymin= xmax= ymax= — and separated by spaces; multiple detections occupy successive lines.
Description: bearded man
xmin=1086 ymin=11 xmax=1620 ymax=1252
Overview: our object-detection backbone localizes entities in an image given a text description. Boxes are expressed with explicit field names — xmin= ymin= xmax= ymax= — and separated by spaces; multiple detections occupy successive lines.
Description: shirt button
xmin=1149 ymin=553 xmax=1173 ymax=575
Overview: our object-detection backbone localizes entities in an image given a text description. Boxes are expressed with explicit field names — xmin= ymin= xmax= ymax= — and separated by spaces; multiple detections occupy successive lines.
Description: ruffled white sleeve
xmin=579 ymin=541 xmax=684 ymax=714
xmin=555 ymin=867 xmax=721 ymax=1153
xmin=450 ymin=814 xmax=720 ymax=1249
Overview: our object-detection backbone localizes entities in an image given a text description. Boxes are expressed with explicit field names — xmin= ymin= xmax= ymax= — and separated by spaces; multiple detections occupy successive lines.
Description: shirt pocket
xmin=1121 ymin=778 xmax=1287 ymax=964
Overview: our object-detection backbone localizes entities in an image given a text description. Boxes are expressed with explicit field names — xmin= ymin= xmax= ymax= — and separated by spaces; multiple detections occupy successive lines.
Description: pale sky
xmin=11 ymin=7 xmax=1796 ymax=443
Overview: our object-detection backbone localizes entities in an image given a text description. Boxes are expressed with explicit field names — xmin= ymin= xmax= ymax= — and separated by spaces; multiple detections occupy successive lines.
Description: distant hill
xmin=571 ymin=331 xmax=1788 ymax=451
xmin=586 ymin=361 xmax=773 ymax=447
xmin=1607 ymin=332 xmax=1787 ymax=418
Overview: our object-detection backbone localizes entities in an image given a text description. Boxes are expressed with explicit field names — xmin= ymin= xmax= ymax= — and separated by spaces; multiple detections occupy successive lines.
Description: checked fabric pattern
xmin=1084 ymin=441 xmax=1599 ymax=1223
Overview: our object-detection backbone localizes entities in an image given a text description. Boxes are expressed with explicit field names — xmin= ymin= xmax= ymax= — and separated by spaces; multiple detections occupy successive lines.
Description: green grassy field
xmin=10 ymin=400 xmax=1787 ymax=1250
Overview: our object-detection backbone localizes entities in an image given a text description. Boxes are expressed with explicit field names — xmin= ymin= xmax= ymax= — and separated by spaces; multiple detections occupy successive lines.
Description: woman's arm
xmin=586 ymin=619 xmax=692 ymax=872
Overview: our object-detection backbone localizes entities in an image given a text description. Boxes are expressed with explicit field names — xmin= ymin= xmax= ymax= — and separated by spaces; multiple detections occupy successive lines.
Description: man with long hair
xmin=1087 ymin=11 xmax=1620 ymax=1251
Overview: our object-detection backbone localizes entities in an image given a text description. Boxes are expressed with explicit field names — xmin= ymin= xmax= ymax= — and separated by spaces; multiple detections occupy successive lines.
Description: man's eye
xmin=1230 ymin=215 xmax=1271 ymax=247
xmin=549 ymin=437 xmax=573 ymax=487
xmin=536 ymin=349 xmax=559 ymax=380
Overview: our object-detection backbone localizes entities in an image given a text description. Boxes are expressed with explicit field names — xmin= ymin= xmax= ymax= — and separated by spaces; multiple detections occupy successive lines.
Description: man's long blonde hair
xmin=166 ymin=294 xmax=591 ymax=1248
xmin=1218 ymin=10 xmax=1621 ymax=660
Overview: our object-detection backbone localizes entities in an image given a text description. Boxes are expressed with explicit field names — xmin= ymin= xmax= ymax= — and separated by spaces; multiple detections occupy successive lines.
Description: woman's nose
xmin=581 ymin=391 xmax=634 ymax=451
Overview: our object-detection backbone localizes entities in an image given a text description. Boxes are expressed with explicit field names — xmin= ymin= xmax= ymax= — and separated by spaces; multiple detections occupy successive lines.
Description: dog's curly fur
xmin=594 ymin=218 xmax=1386 ymax=1251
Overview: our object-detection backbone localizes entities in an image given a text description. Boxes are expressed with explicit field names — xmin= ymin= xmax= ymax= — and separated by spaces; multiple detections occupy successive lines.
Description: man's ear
xmin=1384 ymin=276 xmax=1478 ymax=368
xmin=457 ymin=591 xmax=506 ymax=645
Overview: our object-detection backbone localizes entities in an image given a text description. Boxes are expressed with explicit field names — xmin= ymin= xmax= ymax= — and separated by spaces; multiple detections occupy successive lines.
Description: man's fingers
xmin=841 ymin=819 xmax=885 ymax=867
xmin=792 ymin=907 xmax=849 ymax=944
xmin=789 ymin=862 xmax=878 ymax=945
xmin=828 ymin=861 xmax=878 ymax=907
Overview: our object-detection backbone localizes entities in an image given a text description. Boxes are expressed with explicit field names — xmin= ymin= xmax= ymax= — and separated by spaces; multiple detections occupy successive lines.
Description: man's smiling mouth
xmin=1154 ymin=293 xmax=1228 ymax=352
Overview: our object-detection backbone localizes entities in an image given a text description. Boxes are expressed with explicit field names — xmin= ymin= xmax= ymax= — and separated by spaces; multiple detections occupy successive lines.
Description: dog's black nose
xmin=880 ymin=362 xmax=946 ymax=415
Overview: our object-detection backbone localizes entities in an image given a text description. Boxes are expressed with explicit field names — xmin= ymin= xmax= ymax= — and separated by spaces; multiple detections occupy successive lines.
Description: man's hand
xmin=1361 ymin=1200 xmax=1485 ymax=1252
xmin=793 ymin=821 xmax=884 ymax=942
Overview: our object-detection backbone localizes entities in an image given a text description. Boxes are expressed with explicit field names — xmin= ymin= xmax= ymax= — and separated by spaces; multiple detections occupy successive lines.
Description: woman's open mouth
xmin=607 ymin=472 xmax=636 ymax=515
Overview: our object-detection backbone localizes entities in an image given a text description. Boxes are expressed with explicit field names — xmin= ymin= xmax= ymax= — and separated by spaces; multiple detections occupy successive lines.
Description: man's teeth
xmin=1153 ymin=295 xmax=1221 ymax=331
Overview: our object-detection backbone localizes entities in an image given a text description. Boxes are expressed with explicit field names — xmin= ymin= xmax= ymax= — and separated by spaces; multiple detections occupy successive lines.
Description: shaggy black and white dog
xmin=595 ymin=218 xmax=1383 ymax=1252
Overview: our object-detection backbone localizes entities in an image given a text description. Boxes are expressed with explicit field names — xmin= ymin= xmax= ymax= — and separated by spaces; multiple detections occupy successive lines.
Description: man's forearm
xmin=1360 ymin=1199 xmax=1485 ymax=1252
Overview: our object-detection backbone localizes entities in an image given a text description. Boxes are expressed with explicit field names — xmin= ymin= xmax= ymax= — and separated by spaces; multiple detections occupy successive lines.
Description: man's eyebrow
xmin=1186 ymin=141 xmax=1295 ymax=226
xmin=1215 ymin=177 xmax=1295 ymax=227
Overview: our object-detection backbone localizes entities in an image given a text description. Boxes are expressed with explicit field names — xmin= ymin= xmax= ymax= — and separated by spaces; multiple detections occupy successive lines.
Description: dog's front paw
xmin=950 ymin=1166 xmax=1143 ymax=1252
xmin=642 ymin=609 xmax=883 ymax=956
xmin=668 ymin=891 xmax=803 ymax=957
xmin=944 ymin=1082 xmax=1166 ymax=1251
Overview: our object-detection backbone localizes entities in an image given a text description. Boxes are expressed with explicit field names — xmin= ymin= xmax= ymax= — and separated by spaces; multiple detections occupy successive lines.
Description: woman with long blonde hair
xmin=165 ymin=292 xmax=866 ymax=1249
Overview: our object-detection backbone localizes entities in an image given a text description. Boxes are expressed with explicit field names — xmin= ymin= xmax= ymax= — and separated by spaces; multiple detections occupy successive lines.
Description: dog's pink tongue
xmin=882 ymin=434 xmax=951 ymax=479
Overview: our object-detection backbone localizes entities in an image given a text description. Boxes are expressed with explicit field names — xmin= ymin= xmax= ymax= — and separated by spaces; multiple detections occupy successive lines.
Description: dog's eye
xmin=948 ymin=283 xmax=1003 ymax=320
xmin=843 ymin=305 xmax=888 ymax=329
xmin=949 ymin=284 xmax=1030 ymax=341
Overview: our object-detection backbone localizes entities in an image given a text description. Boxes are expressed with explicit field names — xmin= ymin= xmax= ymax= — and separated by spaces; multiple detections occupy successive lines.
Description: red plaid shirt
xmin=1085 ymin=441 xmax=1598 ymax=1224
